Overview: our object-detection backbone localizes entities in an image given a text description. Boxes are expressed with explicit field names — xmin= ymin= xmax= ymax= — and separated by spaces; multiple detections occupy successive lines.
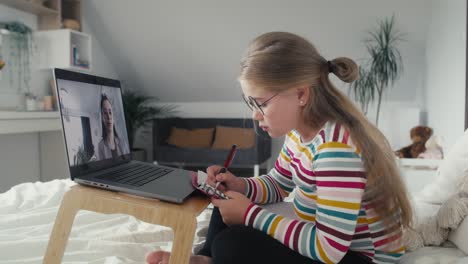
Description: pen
xmin=215 ymin=144 xmax=237 ymax=189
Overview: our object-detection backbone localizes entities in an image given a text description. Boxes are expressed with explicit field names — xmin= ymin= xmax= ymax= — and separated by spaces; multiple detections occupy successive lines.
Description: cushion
xmin=211 ymin=126 xmax=255 ymax=150
xmin=166 ymin=127 xmax=214 ymax=148
xmin=449 ymin=216 xmax=468 ymax=255
xmin=416 ymin=129 xmax=468 ymax=204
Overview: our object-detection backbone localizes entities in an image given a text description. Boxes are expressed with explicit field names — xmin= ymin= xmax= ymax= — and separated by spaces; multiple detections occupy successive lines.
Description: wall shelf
xmin=35 ymin=29 xmax=92 ymax=71
xmin=0 ymin=0 xmax=82 ymax=31
xmin=397 ymin=158 xmax=442 ymax=169
xmin=0 ymin=111 xmax=61 ymax=134
xmin=0 ymin=0 xmax=59 ymax=16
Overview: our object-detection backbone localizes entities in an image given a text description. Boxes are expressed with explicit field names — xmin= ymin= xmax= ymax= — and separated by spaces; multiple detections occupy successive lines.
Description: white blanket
xmin=2 ymin=179 xmax=467 ymax=264
xmin=0 ymin=180 xmax=212 ymax=264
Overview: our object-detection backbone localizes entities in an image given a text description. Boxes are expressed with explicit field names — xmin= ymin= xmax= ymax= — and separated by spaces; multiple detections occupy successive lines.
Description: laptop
xmin=53 ymin=68 xmax=195 ymax=203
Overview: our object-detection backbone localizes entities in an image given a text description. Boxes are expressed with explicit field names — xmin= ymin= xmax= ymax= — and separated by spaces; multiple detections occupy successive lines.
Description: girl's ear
xmin=296 ymin=86 xmax=310 ymax=104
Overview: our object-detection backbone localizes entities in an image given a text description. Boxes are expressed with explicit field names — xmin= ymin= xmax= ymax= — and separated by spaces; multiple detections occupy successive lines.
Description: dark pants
xmin=197 ymin=207 xmax=373 ymax=264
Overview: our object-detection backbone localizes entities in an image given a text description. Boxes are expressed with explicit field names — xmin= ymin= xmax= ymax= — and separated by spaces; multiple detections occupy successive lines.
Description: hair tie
xmin=327 ymin=60 xmax=334 ymax=73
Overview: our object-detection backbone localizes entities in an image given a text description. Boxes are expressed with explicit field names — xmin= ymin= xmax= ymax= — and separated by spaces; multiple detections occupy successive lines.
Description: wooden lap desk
xmin=44 ymin=185 xmax=210 ymax=264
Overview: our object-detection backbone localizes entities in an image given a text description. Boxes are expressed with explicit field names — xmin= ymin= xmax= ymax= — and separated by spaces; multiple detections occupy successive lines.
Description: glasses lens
xmin=242 ymin=94 xmax=253 ymax=111
xmin=249 ymin=97 xmax=264 ymax=115
xmin=242 ymin=95 xmax=266 ymax=115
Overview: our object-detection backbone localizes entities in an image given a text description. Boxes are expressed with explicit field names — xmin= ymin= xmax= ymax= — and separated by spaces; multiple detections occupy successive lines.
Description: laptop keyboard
xmin=95 ymin=163 xmax=173 ymax=187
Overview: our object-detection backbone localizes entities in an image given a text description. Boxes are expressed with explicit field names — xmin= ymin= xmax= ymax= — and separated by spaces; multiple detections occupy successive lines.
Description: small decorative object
xmin=418 ymin=135 xmax=444 ymax=160
xmin=50 ymin=79 xmax=58 ymax=110
xmin=43 ymin=95 xmax=53 ymax=111
xmin=395 ymin=126 xmax=433 ymax=158
xmin=24 ymin=92 xmax=37 ymax=111
xmin=63 ymin=19 xmax=81 ymax=31
xmin=36 ymin=100 xmax=44 ymax=111
xmin=0 ymin=59 xmax=5 ymax=70
xmin=349 ymin=15 xmax=405 ymax=125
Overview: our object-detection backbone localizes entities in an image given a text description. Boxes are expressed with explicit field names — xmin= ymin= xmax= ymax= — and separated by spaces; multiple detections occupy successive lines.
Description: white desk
xmin=0 ymin=111 xmax=61 ymax=134
xmin=0 ymin=111 xmax=68 ymax=192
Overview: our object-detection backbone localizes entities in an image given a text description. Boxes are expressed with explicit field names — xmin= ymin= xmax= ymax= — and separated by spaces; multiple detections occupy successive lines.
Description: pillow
xmin=211 ymin=126 xmax=255 ymax=150
xmin=403 ymin=191 xmax=468 ymax=252
xmin=447 ymin=175 xmax=468 ymax=255
xmin=416 ymin=129 xmax=468 ymax=204
xmin=449 ymin=216 xmax=468 ymax=255
xmin=166 ymin=127 xmax=214 ymax=148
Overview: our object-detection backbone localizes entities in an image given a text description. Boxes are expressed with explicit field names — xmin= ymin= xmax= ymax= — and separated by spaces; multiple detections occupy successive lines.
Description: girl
xmin=146 ymin=31 xmax=412 ymax=264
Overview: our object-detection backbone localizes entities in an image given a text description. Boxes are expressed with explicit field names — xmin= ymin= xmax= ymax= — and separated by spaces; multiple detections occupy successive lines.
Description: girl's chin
xmin=266 ymin=131 xmax=285 ymax=138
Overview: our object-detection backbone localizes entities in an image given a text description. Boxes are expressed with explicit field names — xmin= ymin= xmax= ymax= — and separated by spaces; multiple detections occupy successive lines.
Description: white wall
xmin=86 ymin=0 xmax=434 ymax=153
xmin=85 ymin=0 xmax=430 ymax=106
xmin=425 ymin=0 xmax=466 ymax=151
xmin=115 ymin=0 xmax=463 ymax=165
xmin=0 ymin=3 xmax=120 ymax=192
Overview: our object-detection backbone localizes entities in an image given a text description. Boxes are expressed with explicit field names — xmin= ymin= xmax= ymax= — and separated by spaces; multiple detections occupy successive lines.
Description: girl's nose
xmin=251 ymin=109 xmax=263 ymax=120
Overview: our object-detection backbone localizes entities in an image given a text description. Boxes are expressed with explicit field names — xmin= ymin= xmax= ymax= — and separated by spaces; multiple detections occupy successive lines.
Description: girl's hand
xmin=206 ymin=165 xmax=246 ymax=193
xmin=211 ymin=191 xmax=252 ymax=226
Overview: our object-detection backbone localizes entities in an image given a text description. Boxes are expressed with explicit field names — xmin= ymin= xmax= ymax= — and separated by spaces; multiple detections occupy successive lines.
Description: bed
xmin=0 ymin=179 xmax=212 ymax=264
xmin=2 ymin=178 xmax=468 ymax=264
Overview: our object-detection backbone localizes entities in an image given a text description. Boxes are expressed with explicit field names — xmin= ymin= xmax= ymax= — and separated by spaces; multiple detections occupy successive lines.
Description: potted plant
xmin=350 ymin=15 xmax=404 ymax=125
xmin=73 ymin=145 xmax=94 ymax=166
xmin=0 ymin=21 xmax=33 ymax=93
xmin=349 ymin=66 xmax=376 ymax=116
xmin=122 ymin=89 xmax=177 ymax=161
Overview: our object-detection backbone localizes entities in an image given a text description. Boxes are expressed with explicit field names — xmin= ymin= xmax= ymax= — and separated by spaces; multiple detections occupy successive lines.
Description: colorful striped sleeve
xmin=243 ymin=137 xmax=295 ymax=204
xmin=243 ymin=142 xmax=366 ymax=263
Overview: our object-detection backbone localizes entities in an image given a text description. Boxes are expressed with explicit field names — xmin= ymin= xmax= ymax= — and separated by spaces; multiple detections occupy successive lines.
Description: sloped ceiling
xmin=83 ymin=0 xmax=429 ymax=102
xmin=84 ymin=0 xmax=255 ymax=102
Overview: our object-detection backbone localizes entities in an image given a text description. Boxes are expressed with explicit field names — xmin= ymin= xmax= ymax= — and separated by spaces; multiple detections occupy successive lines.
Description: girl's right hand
xmin=206 ymin=165 xmax=246 ymax=194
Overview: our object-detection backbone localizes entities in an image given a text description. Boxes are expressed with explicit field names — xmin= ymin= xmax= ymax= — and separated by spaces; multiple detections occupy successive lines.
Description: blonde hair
xmin=239 ymin=32 xmax=412 ymax=229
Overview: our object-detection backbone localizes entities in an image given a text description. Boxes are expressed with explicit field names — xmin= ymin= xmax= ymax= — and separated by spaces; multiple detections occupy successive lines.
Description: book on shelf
xmin=70 ymin=44 xmax=89 ymax=69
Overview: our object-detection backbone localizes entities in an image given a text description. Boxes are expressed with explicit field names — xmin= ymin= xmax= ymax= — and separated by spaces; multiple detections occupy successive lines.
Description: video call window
xmin=57 ymin=79 xmax=130 ymax=166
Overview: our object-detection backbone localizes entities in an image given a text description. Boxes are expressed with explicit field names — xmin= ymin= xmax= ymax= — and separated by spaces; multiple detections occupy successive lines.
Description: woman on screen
xmin=98 ymin=94 xmax=125 ymax=160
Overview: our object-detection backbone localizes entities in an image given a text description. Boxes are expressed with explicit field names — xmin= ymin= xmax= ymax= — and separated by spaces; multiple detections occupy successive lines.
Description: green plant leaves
xmin=350 ymin=15 xmax=404 ymax=125
xmin=122 ymin=90 xmax=177 ymax=149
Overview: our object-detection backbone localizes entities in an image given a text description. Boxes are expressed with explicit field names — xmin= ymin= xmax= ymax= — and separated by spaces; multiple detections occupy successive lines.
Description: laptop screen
xmin=54 ymin=69 xmax=131 ymax=178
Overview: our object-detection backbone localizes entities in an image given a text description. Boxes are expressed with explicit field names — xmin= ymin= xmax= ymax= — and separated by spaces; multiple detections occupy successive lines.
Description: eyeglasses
xmin=242 ymin=93 xmax=280 ymax=115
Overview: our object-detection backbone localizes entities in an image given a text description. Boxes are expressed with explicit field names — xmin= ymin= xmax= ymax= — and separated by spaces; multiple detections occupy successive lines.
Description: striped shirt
xmin=242 ymin=121 xmax=404 ymax=264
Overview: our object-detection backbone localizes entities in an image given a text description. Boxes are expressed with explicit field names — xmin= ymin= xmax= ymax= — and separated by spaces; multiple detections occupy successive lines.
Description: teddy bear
xmin=418 ymin=134 xmax=444 ymax=159
xmin=395 ymin=126 xmax=433 ymax=158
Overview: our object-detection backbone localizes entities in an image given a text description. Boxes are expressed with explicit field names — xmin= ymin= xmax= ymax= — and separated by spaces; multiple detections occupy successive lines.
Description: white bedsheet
xmin=0 ymin=179 xmax=212 ymax=264
xmin=399 ymin=246 xmax=468 ymax=264
xmin=2 ymin=179 xmax=467 ymax=264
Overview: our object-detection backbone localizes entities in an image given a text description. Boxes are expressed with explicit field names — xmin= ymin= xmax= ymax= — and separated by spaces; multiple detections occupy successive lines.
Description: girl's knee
xmin=211 ymin=225 xmax=257 ymax=262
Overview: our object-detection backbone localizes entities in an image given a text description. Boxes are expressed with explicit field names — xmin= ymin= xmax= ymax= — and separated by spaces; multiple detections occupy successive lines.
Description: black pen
xmin=215 ymin=144 xmax=237 ymax=189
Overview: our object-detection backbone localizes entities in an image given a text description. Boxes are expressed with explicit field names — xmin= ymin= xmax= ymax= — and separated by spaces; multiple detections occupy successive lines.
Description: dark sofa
xmin=153 ymin=118 xmax=271 ymax=171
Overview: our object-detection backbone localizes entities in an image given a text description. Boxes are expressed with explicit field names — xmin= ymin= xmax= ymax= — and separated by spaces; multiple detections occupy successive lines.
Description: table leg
xmin=43 ymin=190 xmax=79 ymax=264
